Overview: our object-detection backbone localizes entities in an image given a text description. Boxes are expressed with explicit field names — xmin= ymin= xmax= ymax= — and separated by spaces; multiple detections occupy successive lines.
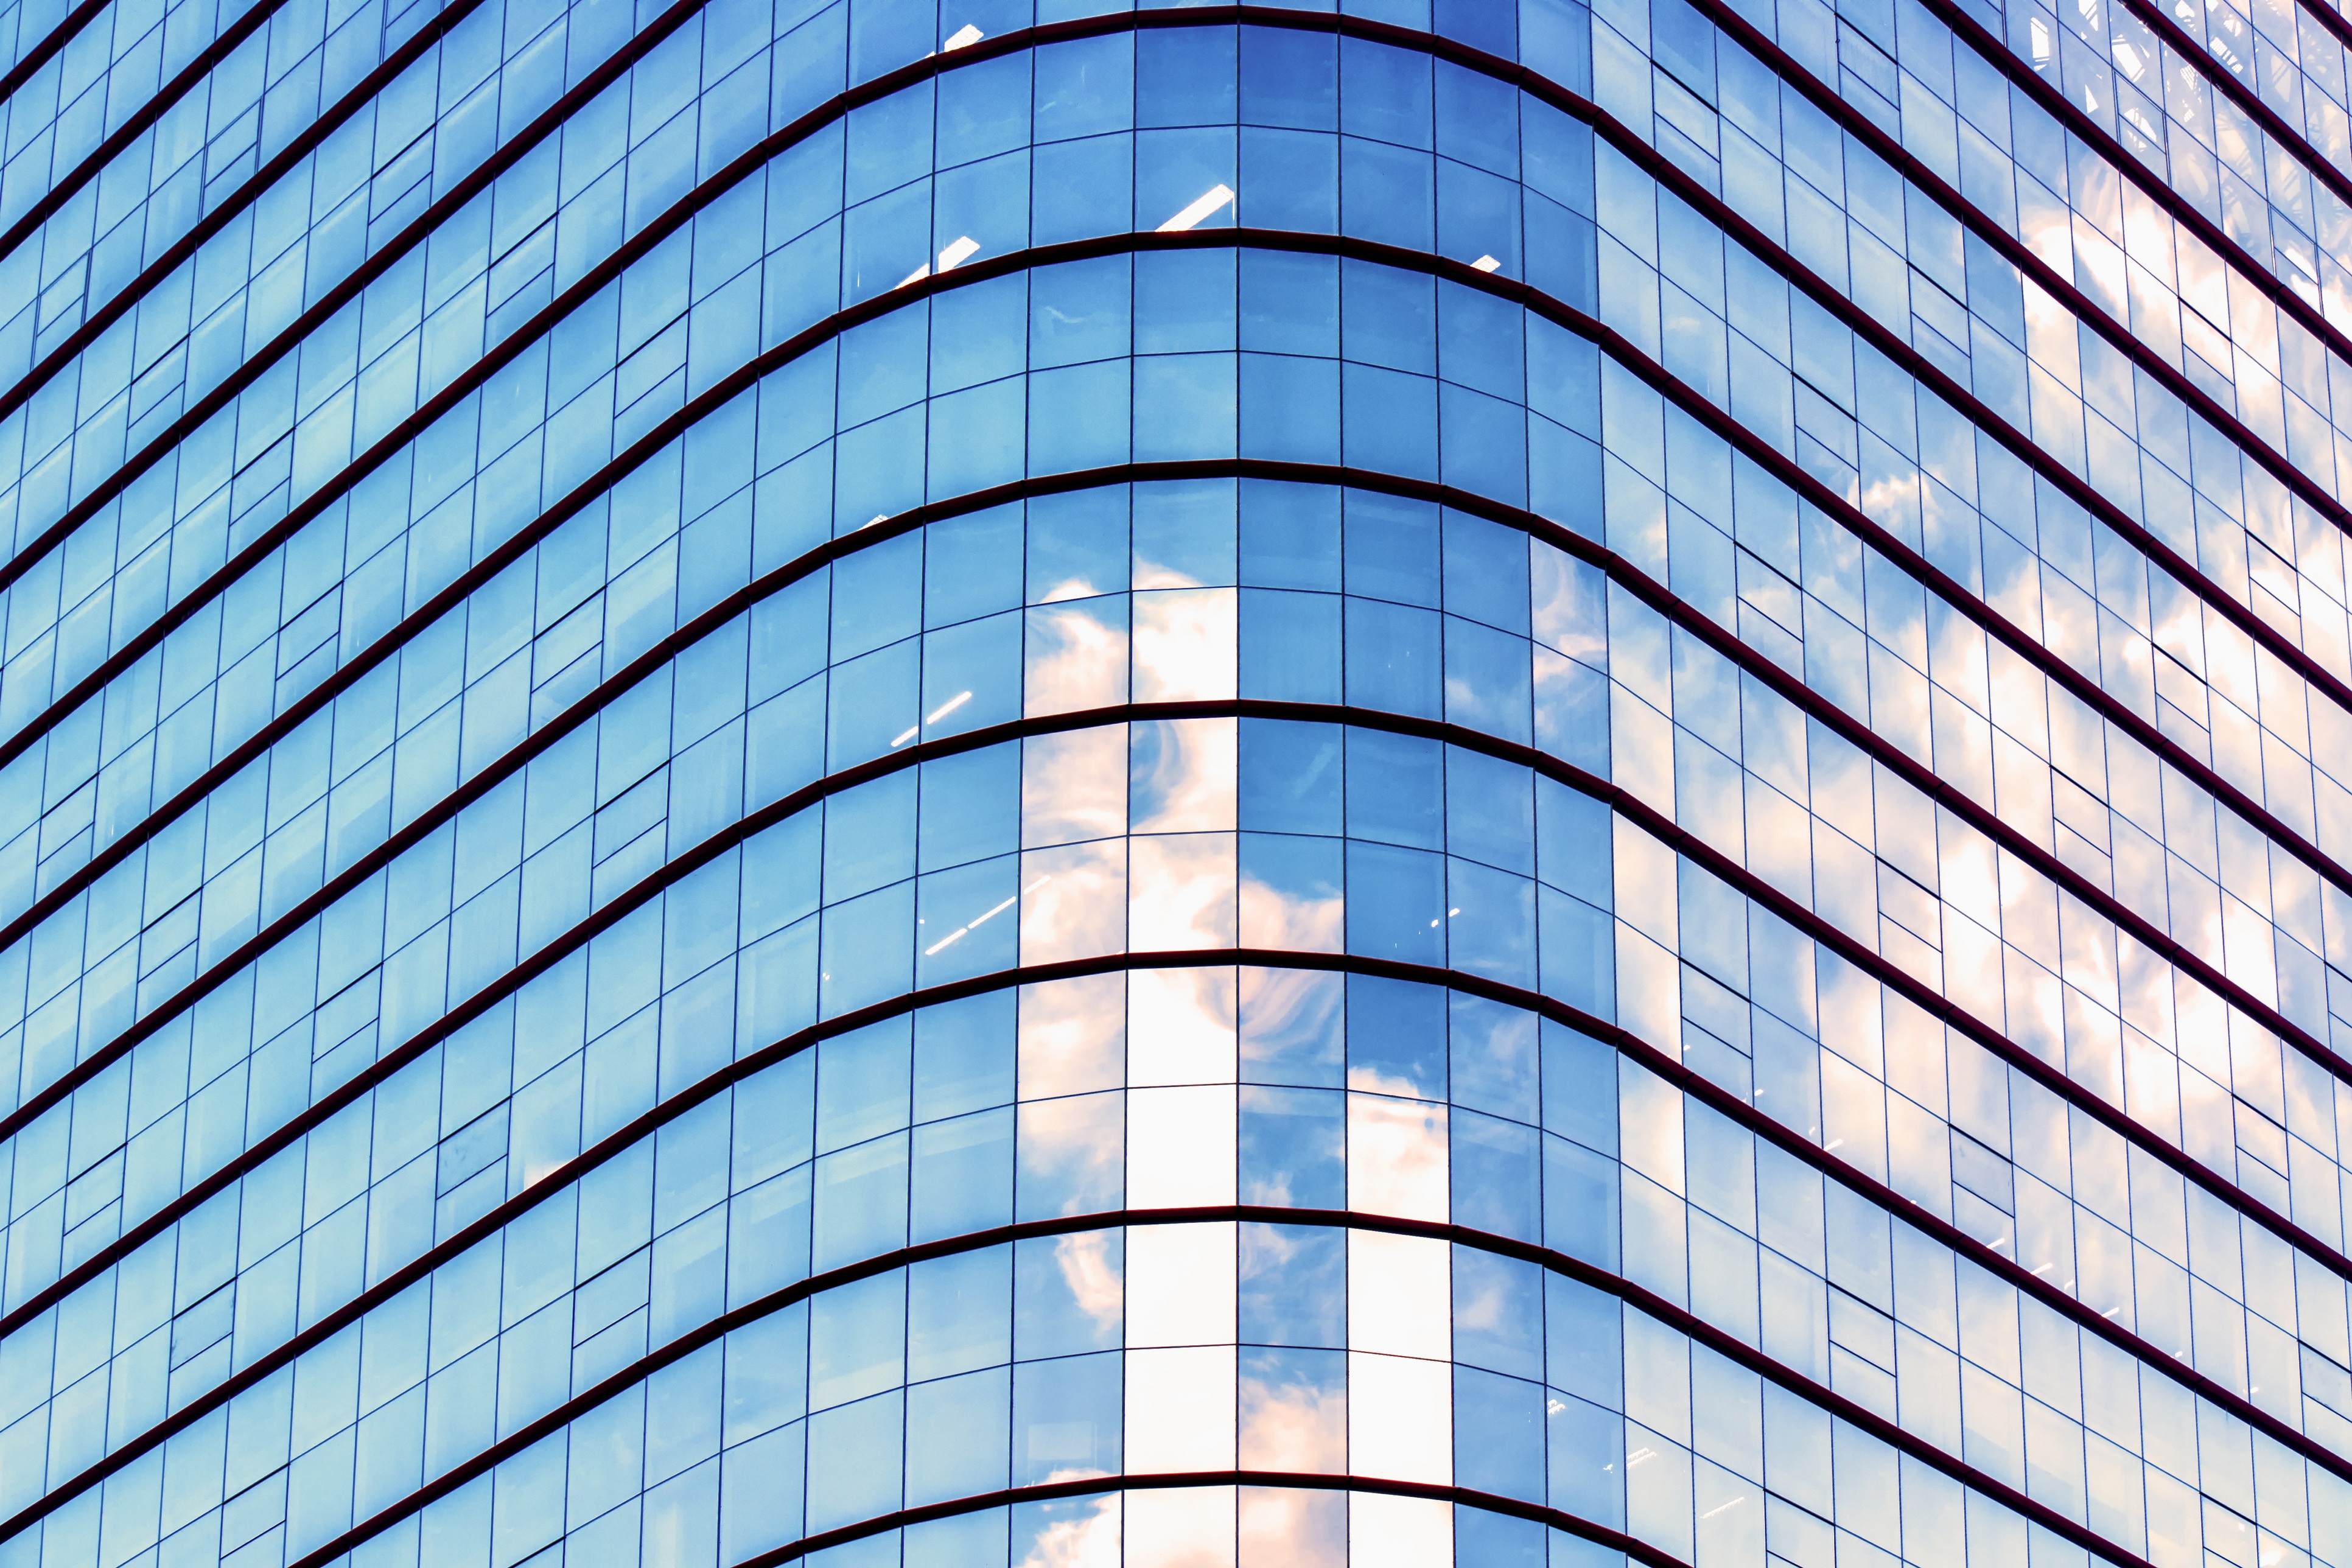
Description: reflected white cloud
xmin=1130 ymin=833 xmax=1239 ymax=952
xmin=1024 ymin=727 xmax=1129 ymax=848
xmin=1345 ymin=1081 xmax=1449 ymax=1222
xmin=1131 ymin=718 xmax=1236 ymax=834
xmin=1346 ymin=1357 xmax=1454 ymax=1483
xmin=1127 ymin=1346 xmax=1237 ymax=1472
xmin=1237 ymin=966 xmax=1343 ymax=1077
xmin=1127 ymin=1487 xmax=1237 ymax=1568
xmin=1346 ymin=1230 xmax=1451 ymax=1360
xmin=1126 ymin=1222 xmax=1238 ymax=1346
xmin=1017 ymin=1496 xmax=1121 ymax=1568
xmin=1237 ymin=1365 xmax=1345 ymax=1473
xmin=1021 ymin=840 xmax=1127 ymax=964
xmin=1129 ymin=1084 xmax=1237 ymax=1208
xmin=1133 ymin=587 xmax=1237 ymax=702
xmin=1027 ymin=598 xmax=1130 ymax=715
xmin=1020 ymin=972 xmax=1127 ymax=1096
xmin=1021 ymin=1093 xmax=1125 ymax=1219
xmin=1129 ymin=966 xmax=1238 ymax=1086
xmin=1056 ymin=1228 xmax=1124 ymax=1332
xmin=1240 ymin=1487 xmax=1345 ymax=1568
xmin=1354 ymin=1495 xmax=1439 ymax=1561
xmin=1238 ymin=874 xmax=1345 ymax=954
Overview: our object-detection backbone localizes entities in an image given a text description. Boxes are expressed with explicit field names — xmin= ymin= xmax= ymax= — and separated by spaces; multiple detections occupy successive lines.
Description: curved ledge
xmin=16 ymin=1 xmax=2348 ymax=842
xmin=4 ymin=236 xmax=2342 ymax=1180
xmin=5 ymin=732 xmax=2345 ymax=1542
xmin=257 ymin=1207 xmax=2175 ymax=1568
xmin=0 ymin=0 xmax=587 ymax=560
xmin=741 ymin=1475 xmax=1673 ymax=1568
xmin=1676 ymin=0 xmax=2352 ymax=561
xmin=0 ymin=0 xmax=284 ymax=278
xmin=0 ymin=0 xmax=117 ymax=108
xmin=2 ymin=453 xmax=2345 ymax=1343
xmin=1890 ymin=0 xmax=2352 ymax=351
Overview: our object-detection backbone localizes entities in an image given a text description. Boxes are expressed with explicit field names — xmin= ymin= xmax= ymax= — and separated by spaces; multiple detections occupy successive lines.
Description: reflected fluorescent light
xmin=924 ymin=873 xmax=1050 ymax=956
xmin=1626 ymin=1447 xmax=1657 ymax=1468
xmin=1157 ymin=184 xmax=1234 ymax=233
xmin=891 ymin=724 xmax=921 ymax=748
xmin=1699 ymin=1497 xmax=1746 ymax=1520
xmin=863 ymin=513 xmax=891 ymax=528
xmin=1471 ymin=254 xmax=1501 ymax=272
xmin=942 ymin=21 xmax=984 ymax=48
xmin=897 ymin=236 xmax=978 ymax=289
xmin=926 ymin=690 xmax=973 ymax=724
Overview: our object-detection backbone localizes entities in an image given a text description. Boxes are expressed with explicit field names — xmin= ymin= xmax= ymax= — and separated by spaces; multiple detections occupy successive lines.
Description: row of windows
xmin=1608 ymin=0 xmax=2352 ymax=743
xmin=0 ymin=36 xmax=2335 ymax=1175
xmin=4 ymin=681 xmax=2346 ymax=1547
xmin=0 ymin=0 xmax=275 ymax=247
xmin=1 ymin=0 xmax=498 ymax=443
xmin=1637 ymin=0 xmax=2352 ymax=511
xmin=5 ymin=358 xmax=2347 ymax=1429
xmin=0 ymin=0 xmax=881 ymax=581
xmin=1988 ymin=0 xmax=2352 ymax=297
xmin=14 ymin=0 xmax=2334 ymax=861
xmin=7 ymin=960 xmax=2347 ymax=1568
xmin=0 ymin=0 xmax=770 ymax=779
xmin=0 ymin=239 xmax=2333 ymax=1237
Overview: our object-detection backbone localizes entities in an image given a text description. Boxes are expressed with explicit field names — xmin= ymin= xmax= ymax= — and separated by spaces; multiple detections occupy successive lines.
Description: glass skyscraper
xmin=5 ymin=0 xmax=2352 ymax=1561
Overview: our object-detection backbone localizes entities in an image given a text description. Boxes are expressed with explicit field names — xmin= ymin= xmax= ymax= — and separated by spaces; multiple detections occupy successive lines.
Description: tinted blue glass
xmin=16 ymin=9 xmax=2344 ymax=1567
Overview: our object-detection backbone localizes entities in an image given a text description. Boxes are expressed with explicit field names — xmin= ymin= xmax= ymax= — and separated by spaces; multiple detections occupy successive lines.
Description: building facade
xmin=2 ymin=0 xmax=2352 ymax=1563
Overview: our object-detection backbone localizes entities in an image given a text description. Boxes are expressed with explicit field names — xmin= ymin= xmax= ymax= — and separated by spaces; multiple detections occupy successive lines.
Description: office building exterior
xmin=3 ymin=0 xmax=2352 ymax=1561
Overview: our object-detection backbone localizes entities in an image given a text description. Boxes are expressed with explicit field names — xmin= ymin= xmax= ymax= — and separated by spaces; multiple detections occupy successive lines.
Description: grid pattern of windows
xmin=2 ymin=1 xmax=2350 ymax=1567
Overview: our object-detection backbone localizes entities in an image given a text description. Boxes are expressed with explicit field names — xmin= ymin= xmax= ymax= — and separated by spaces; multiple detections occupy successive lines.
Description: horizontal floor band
xmin=0 ymin=0 xmax=497 ymax=450
xmin=18 ymin=0 xmax=2346 ymax=847
xmin=750 ymin=1473 xmax=1668 ymax=1568
xmin=0 ymin=0 xmax=287 ymax=280
xmin=5 ymin=460 xmax=2344 ymax=1361
xmin=5 ymin=732 xmax=2342 ymax=1537
xmin=0 ymin=0 xmax=119 ymax=108
xmin=9 ymin=232 xmax=2340 ymax=1188
xmin=262 ymin=1205 xmax=2174 ymax=1568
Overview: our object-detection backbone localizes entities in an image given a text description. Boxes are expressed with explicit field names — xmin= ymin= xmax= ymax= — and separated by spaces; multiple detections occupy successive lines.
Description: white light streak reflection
xmin=897 ymin=234 xmax=980 ymax=287
xmin=1158 ymin=184 xmax=1235 ymax=232
xmin=942 ymin=21 xmax=983 ymax=47
xmin=923 ymin=875 xmax=1049 ymax=954
xmin=1471 ymin=254 xmax=1500 ymax=271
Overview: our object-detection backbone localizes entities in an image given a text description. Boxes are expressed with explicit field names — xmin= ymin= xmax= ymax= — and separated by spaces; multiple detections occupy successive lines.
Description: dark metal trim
xmin=23 ymin=0 xmax=2352 ymax=814
xmin=0 ymin=0 xmax=287 ymax=278
xmin=4 ymin=717 xmax=2348 ymax=1542
xmin=0 ymin=0 xmax=121 ymax=107
xmin=267 ymin=1203 xmax=2179 ymax=1568
xmin=8 ymin=228 xmax=2345 ymax=1184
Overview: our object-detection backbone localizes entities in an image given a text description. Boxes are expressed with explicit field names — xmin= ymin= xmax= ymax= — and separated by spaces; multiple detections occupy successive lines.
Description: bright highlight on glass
xmin=942 ymin=21 xmax=983 ymax=48
xmin=1472 ymin=254 xmax=1502 ymax=271
xmin=1158 ymin=184 xmax=1236 ymax=233
xmin=924 ymin=874 xmax=1051 ymax=954
xmin=898 ymin=234 xmax=981 ymax=288
xmin=894 ymin=690 xmax=974 ymax=746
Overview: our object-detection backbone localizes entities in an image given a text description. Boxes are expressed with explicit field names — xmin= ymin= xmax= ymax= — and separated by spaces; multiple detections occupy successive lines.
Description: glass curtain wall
xmin=1 ymin=2 xmax=2351 ymax=1568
